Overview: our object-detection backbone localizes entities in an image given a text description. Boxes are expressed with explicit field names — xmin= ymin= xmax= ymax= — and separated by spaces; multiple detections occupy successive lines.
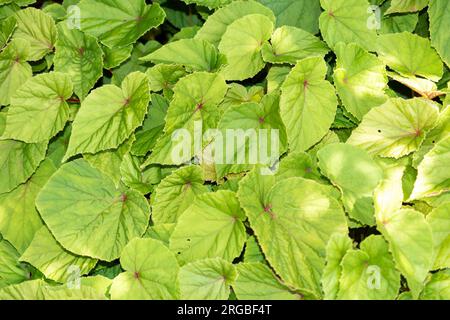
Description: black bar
xmin=0 ymin=300 xmax=447 ymax=319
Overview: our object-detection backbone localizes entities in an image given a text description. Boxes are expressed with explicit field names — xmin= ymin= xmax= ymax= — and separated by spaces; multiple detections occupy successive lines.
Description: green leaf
xmin=376 ymin=208 xmax=433 ymax=299
xmin=0 ymin=15 xmax=16 ymax=49
xmin=144 ymin=72 xmax=227 ymax=166
xmin=0 ymin=38 xmax=32 ymax=106
xmin=243 ymin=236 xmax=265 ymax=264
xmin=12 ymin=7 xmax=56 ymax=61
xmin=84 ymin=135 xmax=135 ymax=186
xmin=237 ymin=171 xmax=347 ymax=298
xmin=3 ymin=72 xmax=72 ymax=143
xmin=90 ymin=262 xmax=122 ymax=280
xmin=169 ymin=190 xmax=246 ymax=265
xmin=319 ymin=0 xmax=378 ymax=51
xmin=0 ymin=238 xmax=29 ymax=288
xmin=172 ymin=26 xmax=200 ymax=40
xmin=46 ymin=125 xmax=71 ymax=168
xmin=0 ymin=159 xmax=55 ymax=253
xmin=221 ymin=83 xmax=264 ymax=110
xmin=0 ymin=279 xmax=108 ymax=300
xmin=420 ymin=269 xmax=450 ymax=300
xmin=2 ymin=0 xmax=37 ymax=6
xmin=64 ymin=71 xmax=150 ymax=160
xmin=110 ymin=41 xmax=160 ymax=86
xmin=131 ymin=94 xmax=168 ymax=157
xmin=337 ymin=235 xmax=400 ymax=300
xmin=261 ymin=26 xmax=329 ymax=65
xmin=410 ymin=134 xmax=450 ymax=200
xmin=308 ymin=131 xmax=341 ymax=157
xmin=321 ymin=233 xmax=353 ymax=300
xmin=347 ymin=98 xmax=440 ymax=158
xmin=140 ymin=39 xmax=225 ymax=73
xmin=426 ymin=204 xmax=450 ymax=269
xmin=20 ymin=226 xmax=97 ymax=283
xmin=280 ymin=56 xmax=338 ymax=152
xmin=402 ymin=164 xmax=417 ymax=202
xmin=120 ymin=154 xmax=161 ymax=195
xmin=181 ymin=0 xmax=233 ymax=9
xmin=275 ymin=151 xmax=323 ymax=183
xmin=417 ymin=111 xmax=442 ymax=156
xmin=42 ymin=3 xmax=66 ymax=21
xmin=257 ymin=0 xmax=322 ymax=34
xmin=423 ymin=193 xmax=450 ymax=209
xmin=374 ymin=158 xmax=408 ymax=218
xmin=334 ymin=42 xmax=388 ymax=120
xmin=385 ymin=0 xmax=429 ymax=14
xmin=218 ymin=14 xmax=273 ymax=81
xmin=233 ymin=262 xmax=301 ymax=300
xmin=35 ymin=159 xmax=150 ymax=261
xmin=79 ymin=275 xmax=112 ymax=298
xmin=110 ymin=239 xmax=179 ymax=300
xmin=376 ymin=32 xmax=443 ymax=81
xmin=215 ymin=94 xmax=288 ymax=179
xmin=78 ymin=0 xmax=165 ymax=48
xmin=145 ymin=64 xmax=186 ymax=98
xmin=53 ymin=23 xmax=103 ymax=100
xmin=179 ymin=258 xmax=236 ymax=300
xmin=163 ymin=6 xmax=202 ymax=30
xmin=429 ymin=0 xmax=450 ymax=68
xmin=379 ymin=7 xmax=418 ymax=34
xmin=317 ymin=143 xmax=383 ymax=225
xmin=332 ymin=107 xmax=358 ymax=129
xmin=151 ymin=166 xmax=208 ymax=225
xmin=195 ymin=0 xmax=276 ymax=47
xmin=102 ymin=44 xmax=132 ymax=70
xmin=3 ymin=0 xmax=448 ymax=302
xmin=144 ymin=223 xmax=175 ymax=247
xmin=172 ymin=28 xmax=201 ymax=43
xmin=388 ymin=72 xmax=444 ymax=100
xmin=267 ymin=65 xmax=290 ymax=94
xmin=0 ymin=113 xmax=47 ymax=195
xmin=110 ymin=238 xmax=179 ymax=300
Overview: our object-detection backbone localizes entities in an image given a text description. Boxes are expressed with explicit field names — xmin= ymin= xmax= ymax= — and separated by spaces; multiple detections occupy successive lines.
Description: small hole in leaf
xmin=378 ymin=130 xmax=382 ymax=133
xmin=177 ymin=252 xmax=181 ymax=255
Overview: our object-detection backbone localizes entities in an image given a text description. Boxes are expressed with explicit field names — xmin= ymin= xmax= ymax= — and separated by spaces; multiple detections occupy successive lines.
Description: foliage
xmin=0 ymin=0 xmax=449 ymax=300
